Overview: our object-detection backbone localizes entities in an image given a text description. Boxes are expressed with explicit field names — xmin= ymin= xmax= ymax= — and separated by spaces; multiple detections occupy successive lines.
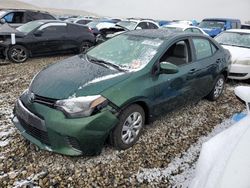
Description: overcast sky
xmin=21 ymin=0 xmax=250 ymax=22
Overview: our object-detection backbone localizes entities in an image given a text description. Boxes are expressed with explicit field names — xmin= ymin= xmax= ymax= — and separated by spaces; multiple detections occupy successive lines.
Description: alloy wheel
xmin=121 ymin=112 xmax=143 ymax=144
xmin=213 ymin=78 xmax=224 ymax=98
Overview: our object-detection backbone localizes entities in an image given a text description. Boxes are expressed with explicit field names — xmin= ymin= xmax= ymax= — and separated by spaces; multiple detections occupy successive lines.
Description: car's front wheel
xmin=110 ymin=104 xmax=145 ymax=150
xmin=8 ymin=45 xmax=29 ymax=63
xmin=207 ymin=74 xmax=225 ymax=101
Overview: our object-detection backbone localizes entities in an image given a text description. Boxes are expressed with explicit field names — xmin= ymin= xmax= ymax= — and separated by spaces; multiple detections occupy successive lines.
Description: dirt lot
xmin=0 ymin=56 xmax=247 ymax=187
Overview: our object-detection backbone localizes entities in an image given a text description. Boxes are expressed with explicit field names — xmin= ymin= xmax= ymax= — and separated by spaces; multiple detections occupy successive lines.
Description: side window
xmin=192 ymin=28 xmax=202 ymax=34
xmin=4 ymin=12 xmax=24 ymax=23
xmin=193 ymin=38 xmax=217 ymax=60
xmin=148 ymin=22 xmax=158 ymax=29
xmin=137 ymin=22 xmax=148 ymax=29
xmin=41 ymin=25 xmax=67 ymax=36
xmin=40 ymin=13 xmax=55 ymax=20
xmin=160 ymin=39 xmax=191 ymax=66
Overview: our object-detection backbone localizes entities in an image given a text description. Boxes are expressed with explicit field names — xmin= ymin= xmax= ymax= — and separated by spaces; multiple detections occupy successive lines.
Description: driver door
xmin=152 ymin=38 xmax=200 ymax=115
xmin=30 ymin=23 xmax=67 ymax=55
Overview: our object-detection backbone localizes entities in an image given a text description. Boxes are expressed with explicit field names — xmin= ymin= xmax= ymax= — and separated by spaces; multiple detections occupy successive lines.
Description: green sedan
xmin=12 ymin=30 xmax=231 ymax=156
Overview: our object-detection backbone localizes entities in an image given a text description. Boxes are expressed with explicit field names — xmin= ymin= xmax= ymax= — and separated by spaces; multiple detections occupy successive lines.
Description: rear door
xmin=190 ymin=37 xmax=221 ymax=98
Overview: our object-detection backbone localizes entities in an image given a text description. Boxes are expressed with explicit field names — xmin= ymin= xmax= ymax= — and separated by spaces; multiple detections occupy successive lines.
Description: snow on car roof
xmin=225 ymin=29 xmax=250 ymax=34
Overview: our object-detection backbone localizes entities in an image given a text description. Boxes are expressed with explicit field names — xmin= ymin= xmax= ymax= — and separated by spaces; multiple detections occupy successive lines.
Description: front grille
xmin=18 ymin=117 xmax=50 ymax=146
xmin=65 ymin=136 xmax=82 ymax=152
xmin=229 ymin=72 xmax=248 ymax=77
xmin=34 ymin=94 xmax=57 ymax=107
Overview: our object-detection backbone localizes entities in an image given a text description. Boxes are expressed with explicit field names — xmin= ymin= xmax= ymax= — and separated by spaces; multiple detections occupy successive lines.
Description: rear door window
xmin=40 ymin=25 xmax=67 ymax=36
xmin=193 ymin=38 xmax=217 ymax=60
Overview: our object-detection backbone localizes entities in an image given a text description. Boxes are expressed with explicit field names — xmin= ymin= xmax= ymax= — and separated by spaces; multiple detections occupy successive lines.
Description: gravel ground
xmin=0 ymin=56 xmax=247 ymax=187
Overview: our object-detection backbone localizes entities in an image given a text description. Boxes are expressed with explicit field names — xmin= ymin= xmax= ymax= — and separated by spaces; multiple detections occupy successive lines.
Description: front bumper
xmin=229 ymin=64 xmax=250 ymax=80
xmin=12 ymin=99 xmax=119 ymax=156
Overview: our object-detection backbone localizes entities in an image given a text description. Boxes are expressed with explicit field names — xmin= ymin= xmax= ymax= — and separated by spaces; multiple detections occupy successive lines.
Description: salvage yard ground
xmin=0 ymin=56 xmax=247 ymax=187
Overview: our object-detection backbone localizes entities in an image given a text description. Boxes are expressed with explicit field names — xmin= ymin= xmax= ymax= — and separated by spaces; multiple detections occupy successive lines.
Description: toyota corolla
xmin=12 ymin=30 xmax=230 ymax=156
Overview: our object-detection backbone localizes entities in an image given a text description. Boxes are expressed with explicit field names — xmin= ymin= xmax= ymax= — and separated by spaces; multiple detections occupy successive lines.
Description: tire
xmin=8 ymin=45 xmax=29 ymax=63
xmin=79 ymin=41 xmax=93 ymax=54
xmin=110 ymin=104 xmax=145 ymax=150
xmin=206 ymin=75 xmax=225 ymax=101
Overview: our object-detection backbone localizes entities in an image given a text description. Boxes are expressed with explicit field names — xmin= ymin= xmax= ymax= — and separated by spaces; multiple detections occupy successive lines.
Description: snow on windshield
xmin=87 ymin=34 xmax=163 ymax=71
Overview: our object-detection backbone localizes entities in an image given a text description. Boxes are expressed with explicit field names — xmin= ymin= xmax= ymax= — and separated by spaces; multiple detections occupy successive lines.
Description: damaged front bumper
xmin=12 ymin=98 xmax=119 ymax=156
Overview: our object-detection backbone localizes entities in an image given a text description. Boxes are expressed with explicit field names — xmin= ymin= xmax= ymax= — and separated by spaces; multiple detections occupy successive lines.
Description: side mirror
xmin=136 ymin=26 xmax=142 ymax=30
xmin=34 ymin=30 xmax=43 ymax=36
xmin=160 ymin=62 xmax=179 ymax=74
xmin=0 ymin=18 xmax=6 ymax=24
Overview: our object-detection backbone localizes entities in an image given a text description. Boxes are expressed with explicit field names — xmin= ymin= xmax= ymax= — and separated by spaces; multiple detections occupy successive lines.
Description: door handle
xmin=188 ymin=68 xmax=197 ymax=74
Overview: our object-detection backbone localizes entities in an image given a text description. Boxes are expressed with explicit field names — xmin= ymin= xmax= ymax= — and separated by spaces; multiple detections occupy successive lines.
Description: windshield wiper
xmin=86 ymin=54 xmax=127 ymax=72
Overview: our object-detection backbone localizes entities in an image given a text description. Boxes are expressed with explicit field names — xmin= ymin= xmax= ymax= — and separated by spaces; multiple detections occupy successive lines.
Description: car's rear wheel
xmin=79 ymin=41 xmax=93 ymax=53
xmin=8 ymin=45 xmax=29 ymax=63
xmin=110 ymin=104 xmax=145 ymax=150
xmin=207 ymin=75 xmax=225 ymax=101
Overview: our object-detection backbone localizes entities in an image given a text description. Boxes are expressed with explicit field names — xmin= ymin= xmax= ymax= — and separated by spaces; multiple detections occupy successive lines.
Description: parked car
xmin=161 ymin=24 xmax=208 ymax=35
xmin=241 ymin=24 xmax=250 ymax=29
xmin=0 ymin=9 xmax=56 ymax=28
xmin=12 ymin=30 xmax=230 ymax=156
xmin=190 ymin=86 xmax=250 ymax=188
xmin=86 ymin=19 xmax=119 ymax=36
xmin=96 ymin=19 xmax=160 ymax=44
xmin=65 ymin=17 xmax=93 ymax=25
xmin=0 ymin=20 xmax=95 ymax=63
xmin=199 ymin=18 xmax=241 ymax=37
xmin=215 ymin=29 xmax=250 ymax=80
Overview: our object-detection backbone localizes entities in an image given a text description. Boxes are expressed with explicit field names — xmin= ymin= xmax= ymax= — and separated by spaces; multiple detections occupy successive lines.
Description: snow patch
xmin=135 ymin=117 xmax=234 ymax=186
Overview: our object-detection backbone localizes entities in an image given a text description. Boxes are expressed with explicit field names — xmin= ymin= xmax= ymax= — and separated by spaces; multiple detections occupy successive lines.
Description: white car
xmin=190 ymin=86 xmax=250 ymax=188
xmin=116 ymin=19 xmax=159 ymax=30
xmin=215 ymin=29 xmax=250 ymax=80
xmin=161 ymin=24 xmax=208 ymax=36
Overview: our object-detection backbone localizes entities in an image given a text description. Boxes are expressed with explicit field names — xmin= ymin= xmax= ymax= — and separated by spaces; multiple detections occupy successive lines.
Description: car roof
xmin=224 ymin=29 xmax=250 ymax=34
xmin=202 ymin=18 xmax=241 ymax=22
xmin=125 ymin=29 xmax=205 ymax=40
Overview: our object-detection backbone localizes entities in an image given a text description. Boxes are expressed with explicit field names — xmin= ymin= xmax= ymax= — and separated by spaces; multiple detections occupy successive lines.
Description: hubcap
xmin=10 ymin=47 xmax=27 ymax=62
xmin=214 ymin=78 xmax=224 ymax=98
xmin=121 ymin=112 xmax=143 ymax=144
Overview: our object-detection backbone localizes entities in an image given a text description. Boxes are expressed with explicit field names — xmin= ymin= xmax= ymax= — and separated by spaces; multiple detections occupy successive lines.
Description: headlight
xmin=55 ymin=95 xmax=108 ymax=118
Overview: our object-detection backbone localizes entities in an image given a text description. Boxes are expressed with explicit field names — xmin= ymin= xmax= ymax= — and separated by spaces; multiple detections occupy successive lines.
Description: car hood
xmin=30 ymin=55 xmax=131 ymax=99
xmin=221 ymin=45 xmax=250 ymax=63
xmin=0 ymin=23 xmax=25 ymax=36
xmin=202 ymin=27 xmax=222 ymax=37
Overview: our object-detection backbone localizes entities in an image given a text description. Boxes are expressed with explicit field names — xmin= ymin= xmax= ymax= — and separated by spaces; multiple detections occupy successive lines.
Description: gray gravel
xmin=0 ymin=56 xmax=247 ymax=187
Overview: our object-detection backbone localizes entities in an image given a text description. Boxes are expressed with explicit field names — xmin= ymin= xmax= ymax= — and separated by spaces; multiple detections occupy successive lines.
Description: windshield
xmin=16 ymin=21 xmax=44 ymax=33
xmin=87 ymin=34 xmax=164 ymax=71
xmin=0 ymin=11 xmax=6 ymax=18
xmin=116 ymin=21 xmax=137 ymax=30
xmin=199 ymin=21 xmax=225 ymax=29
xmin=216 ymin=32 xmax=250 ymax=48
